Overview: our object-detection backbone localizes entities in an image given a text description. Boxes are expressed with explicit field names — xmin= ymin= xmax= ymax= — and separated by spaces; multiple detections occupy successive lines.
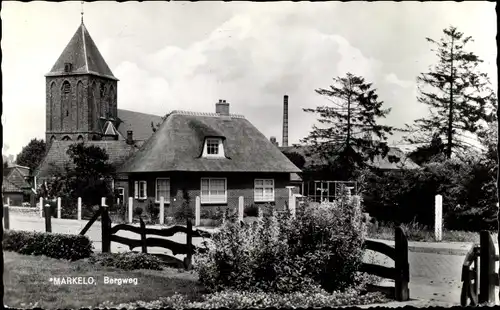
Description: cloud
xmin=385 ymin=73 xmax=414 ymax=88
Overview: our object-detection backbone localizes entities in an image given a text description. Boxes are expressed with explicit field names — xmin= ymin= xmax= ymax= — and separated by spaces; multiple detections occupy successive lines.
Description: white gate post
xmin=290 ymin=195 xmax=297 ymax=219
xmin=57 ymin=197 xmax=62 ymax=219
xmin=195 ymin=196 xmax=201 ymax=226
xmin=159 ymin=196 xmax=165 ymax=225
xmin=435 ymin=194 xmax=443 ymax=241
xmin=128 ymin=197 xmax=133 ymax=224
xmin=238 ymin=196 xmax=244 ymax=222
xmin=39 ymin=197 xmax=43 ymax=218
xmin=77 ymin=197 xmax=82 ymax=220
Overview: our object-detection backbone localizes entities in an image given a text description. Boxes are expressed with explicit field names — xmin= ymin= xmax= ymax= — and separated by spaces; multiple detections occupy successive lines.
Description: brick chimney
xmin=126 ymin=130 xmax=133 ymax=145
xmin=216 ymin=99 xmax=230 ymax=116
xmin=282 ymin=95 xmax=289 ymax=147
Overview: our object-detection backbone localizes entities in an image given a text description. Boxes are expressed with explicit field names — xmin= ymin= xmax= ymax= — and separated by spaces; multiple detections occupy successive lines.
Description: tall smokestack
xmin=282 ymin=95 xmax=289 ymax=147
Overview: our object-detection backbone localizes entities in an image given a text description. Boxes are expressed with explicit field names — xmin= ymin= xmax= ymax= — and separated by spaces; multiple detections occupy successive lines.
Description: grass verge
xmin=3 ymin=251 xmax=207 ymax=309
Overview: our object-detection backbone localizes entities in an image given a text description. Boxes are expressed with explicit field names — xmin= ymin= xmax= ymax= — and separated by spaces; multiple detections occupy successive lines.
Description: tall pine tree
xmin=405 ymin=26 xmax=497 ymax=158
xmin=302 ymin=73 xmax=394 ymax=180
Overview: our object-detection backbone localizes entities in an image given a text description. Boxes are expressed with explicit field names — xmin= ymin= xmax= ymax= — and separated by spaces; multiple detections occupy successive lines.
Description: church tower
xmin=45 ymin=20 xmax=119 ymax=143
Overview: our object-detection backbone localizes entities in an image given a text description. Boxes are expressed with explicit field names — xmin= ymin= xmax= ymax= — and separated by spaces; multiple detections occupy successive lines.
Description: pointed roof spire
xmin=81 ymin=1 xmax=84 ymax=24
xmin=45 ymin=21 xmax=118 ymax=81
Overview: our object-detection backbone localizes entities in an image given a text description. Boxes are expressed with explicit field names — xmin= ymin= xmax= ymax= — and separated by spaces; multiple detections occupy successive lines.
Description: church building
xmin=34 ymin=20 xmax=163 ymax=203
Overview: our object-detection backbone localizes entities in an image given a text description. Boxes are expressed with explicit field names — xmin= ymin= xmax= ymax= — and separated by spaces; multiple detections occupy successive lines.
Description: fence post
xmin=77 ymin=197 xmax=82 ymax=220
xmin=57 ymin=197 xmax=62 ymax=219
xmin=44 ymin=203 xmax=52 ymax=232
xmin=101 ymin=200 xmax=110 ymax=253
xmin=128 ymin=197 xmax=133 ymax=224
xmin=395 ymin=226 xmax=410 ymax=301
xmin=140 ymin=218 xmax=147 ymax=254
xmin=39 ymin=197 xmax=43 ymax=218
xmin=159 ymin=196 xmax=165 ymax=225
xmin=435 ymin=194 xmax=442 ymax=242
xmin=479 ymin=230 xmax=496 ymax=304
xmin=184 ymin=218 xmax=193 ymax=270
xmin=3 ymin=204 xmax=10 ymax=230
xmin=289 ymin=193 xmax=297 ymax=219
xmin=101 ymin=197 xmax=106 ymax=208
xmin=238 ymin=196 xmax=244 ymax=223
xmin=195 ymin=196 xmax=201 ymax=226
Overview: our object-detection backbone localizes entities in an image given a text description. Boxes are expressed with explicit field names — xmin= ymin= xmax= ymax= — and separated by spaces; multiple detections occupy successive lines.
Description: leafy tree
xmin=302 ymin=73 xmax=395 ymax=180
xmin=45 ymin=143 xmax=115 ymax=207
xmin=282 ymin=151 xmax=306 ymax=170
xmin=405 ymin=26 xmax=497 ymax=158
xmin=16 ymin=138 xmax=46 ymax=171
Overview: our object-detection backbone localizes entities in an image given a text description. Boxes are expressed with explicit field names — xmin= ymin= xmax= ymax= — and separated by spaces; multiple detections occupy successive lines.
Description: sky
xmin=1 ymin=1 xmax=497 ymax=158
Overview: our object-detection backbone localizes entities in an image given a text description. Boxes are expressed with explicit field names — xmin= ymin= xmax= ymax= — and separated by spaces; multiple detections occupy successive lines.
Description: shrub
xmin=171 ymin=190 xmax=194 ymax=224
xmin=146 ymin=199 xmax=159 ymax=224
xmin=100 ymin=288 xmax=388 ymax=309
xmin=243 ymin=204 xmax=259 ymax=217
xmin=109 ymin=202 xmax=127 ymax=223
xmin=200 ymin=206 xmax=224 ymax=221
xmin=88 ymin=252 xmax=163 ymax=270
xmin=3 ymin=230 xmax=93 ymax=260
xmin=195 ymin=194 xmax=366 ymax=293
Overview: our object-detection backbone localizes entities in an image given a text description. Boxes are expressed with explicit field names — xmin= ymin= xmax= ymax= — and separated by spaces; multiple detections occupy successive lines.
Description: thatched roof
xmin=280 ymin=144 xmax=420 ymax=170
xmin=35 ymin=140 xmax=137 ymax=179
xmin=119 ymin=110 xmax=301 ymax=173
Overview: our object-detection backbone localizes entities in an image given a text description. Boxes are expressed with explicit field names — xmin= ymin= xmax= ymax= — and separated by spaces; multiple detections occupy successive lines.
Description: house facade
xmin=119 ymin=103 xmax=301 ymax=212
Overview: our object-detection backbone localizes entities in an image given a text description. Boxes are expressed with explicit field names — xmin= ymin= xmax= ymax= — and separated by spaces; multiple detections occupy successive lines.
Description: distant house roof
xmin=116 ymin=109 xmax=164 ymax=142
xmin=2 ymin=178 xmax=23 ymax=193
xmin=35 ymin=140 xmax=138 ymax=179
xmin=280 ymin=144 xmax=420 ymax=170
xmin=4 ymin=165 xmax=32 ymax=189
xmin=119 ymin=110 xmax=301 ymax=173
xmin=45 ymin=22 xmax=117 ymax=81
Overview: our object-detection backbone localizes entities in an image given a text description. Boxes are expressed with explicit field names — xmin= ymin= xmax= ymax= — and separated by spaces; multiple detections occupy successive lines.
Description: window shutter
xmin=143 ymin=181 xmax=147 ymax=199
xmin=134 ymin=181 xmax=138 ymax=199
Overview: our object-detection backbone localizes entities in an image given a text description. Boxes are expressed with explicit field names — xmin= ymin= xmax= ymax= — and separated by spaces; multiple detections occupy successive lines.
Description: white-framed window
xmin=134 ymin=181 xmax=147 ymax=200
xmin=200 ymin=178 xmax=227 ymax=204
xmin=116 ymin=187 xmax=125 ymax=204
xmin=155 ymin=178 xmax=171 ymax=203
xmin=254 ymin=179 xmax=275 ymax=202
xmin=202 ymin=138 xmax=225 ymax=158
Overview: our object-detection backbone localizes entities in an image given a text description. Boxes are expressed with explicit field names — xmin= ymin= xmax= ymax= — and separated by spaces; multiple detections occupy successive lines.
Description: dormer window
xmin=202 ymin=137 xmax=225 ymax=158
xmin=64 ymin=63 xmax=73 ymax=73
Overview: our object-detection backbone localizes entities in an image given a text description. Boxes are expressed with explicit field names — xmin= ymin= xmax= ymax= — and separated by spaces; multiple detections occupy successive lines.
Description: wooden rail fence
xmin=360 ymin=226 xmax=410 ymax=301
xmin=461 ymin=230 xmax=498 ymax=306
xmin=78 ymin=204 xmax=213 ymax=269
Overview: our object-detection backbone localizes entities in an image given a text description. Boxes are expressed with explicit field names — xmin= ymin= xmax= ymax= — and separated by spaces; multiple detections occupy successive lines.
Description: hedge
xmin=88 ymin=252 xmax=163 ymax=270
xmin=3 ymin=230 xmax=93 ymax=261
